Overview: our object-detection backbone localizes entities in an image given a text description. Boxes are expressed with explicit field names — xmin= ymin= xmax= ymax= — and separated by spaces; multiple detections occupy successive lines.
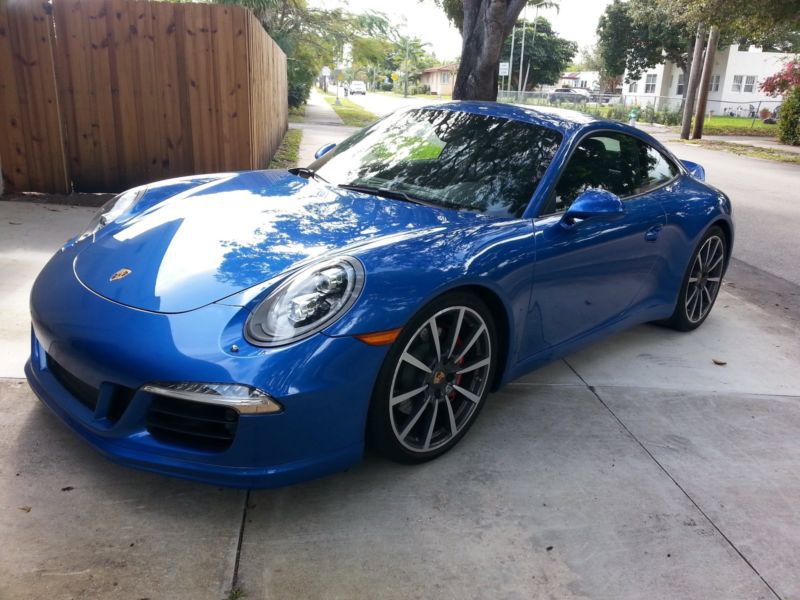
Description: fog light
xmin=140 ymin=382 xmax=282 ymax=414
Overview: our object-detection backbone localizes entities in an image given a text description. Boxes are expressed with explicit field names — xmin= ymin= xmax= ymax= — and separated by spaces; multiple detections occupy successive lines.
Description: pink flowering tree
xmin=761 ymin=58 xmax=800 ymax=145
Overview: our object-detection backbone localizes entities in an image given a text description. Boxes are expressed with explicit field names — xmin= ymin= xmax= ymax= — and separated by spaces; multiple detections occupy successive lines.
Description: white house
xmin=621 ymin=45 xmax=793 ymax=116
xmin=557 ymin=71 xmax=600 ymax=90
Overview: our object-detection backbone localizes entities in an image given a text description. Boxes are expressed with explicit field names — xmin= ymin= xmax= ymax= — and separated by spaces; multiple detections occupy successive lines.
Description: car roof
xmin=416 ymin=100 xmax=603 ymax=135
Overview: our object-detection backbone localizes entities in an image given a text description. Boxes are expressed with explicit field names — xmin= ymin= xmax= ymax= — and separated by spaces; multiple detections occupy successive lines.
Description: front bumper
xmin=26 ymin=248 xmax=388 ymax=488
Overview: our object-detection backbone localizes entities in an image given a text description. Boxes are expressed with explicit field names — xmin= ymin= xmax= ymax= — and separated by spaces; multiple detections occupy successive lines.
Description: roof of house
xmin=422 ymin=63 xmax=459 ymax=74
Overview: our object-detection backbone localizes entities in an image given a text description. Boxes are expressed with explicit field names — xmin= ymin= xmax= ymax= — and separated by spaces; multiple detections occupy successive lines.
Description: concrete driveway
xmin=2 ymin=93 xmax=800 ymax=599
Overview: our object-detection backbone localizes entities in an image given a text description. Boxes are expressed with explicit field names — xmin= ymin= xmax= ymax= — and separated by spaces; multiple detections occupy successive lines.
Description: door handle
xmin=645 ymin=224 xmax=662 ymax=242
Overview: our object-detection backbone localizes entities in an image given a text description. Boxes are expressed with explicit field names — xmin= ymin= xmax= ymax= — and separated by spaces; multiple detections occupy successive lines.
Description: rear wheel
xmin=665 ymin=226 xmax=727 ymax=331
xmin=367 ymin=293 xmax=497 ymax=463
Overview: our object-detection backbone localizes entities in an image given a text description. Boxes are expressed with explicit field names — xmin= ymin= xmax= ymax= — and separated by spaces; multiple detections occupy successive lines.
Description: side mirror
xmin=680 ymin=159 xmax=705 ymax=181
xmin=314 ymin=143 xmax=337 ymax=160
xmin=561 ymin=189 xmax=624 ymax=228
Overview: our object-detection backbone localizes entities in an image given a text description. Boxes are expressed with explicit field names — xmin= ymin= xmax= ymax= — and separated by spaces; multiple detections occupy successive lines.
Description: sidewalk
xmin=638 ymin=123 xmax=800 ymax=155
xmin=291 ymin=89 xmax=359 ymax=166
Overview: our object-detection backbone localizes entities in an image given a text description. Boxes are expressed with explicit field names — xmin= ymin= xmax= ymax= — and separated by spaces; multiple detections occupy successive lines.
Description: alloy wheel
xmin=685 ymin=234 xmax=725 ymax=323
xmin=388 ymin=306 xmax=492 ymax=453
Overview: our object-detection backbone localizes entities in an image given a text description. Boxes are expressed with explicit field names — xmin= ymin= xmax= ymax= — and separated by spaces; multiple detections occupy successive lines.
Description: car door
xmin=522 ymin=131 xmax=674 ymax=355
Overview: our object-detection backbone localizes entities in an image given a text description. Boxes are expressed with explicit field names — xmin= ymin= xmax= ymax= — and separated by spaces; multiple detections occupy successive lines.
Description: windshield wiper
xmin=338 ymin=184 xmax=432 ymax=206
xmin=288 ymin=167 xmax=330 ymax=183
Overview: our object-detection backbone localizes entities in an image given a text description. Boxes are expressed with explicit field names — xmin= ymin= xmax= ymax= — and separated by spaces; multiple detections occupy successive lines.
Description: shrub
xmin=413 ymin=84 xmax=430 ymax=95
xmin=778 ymin=86 xmax=800 ymax=146
xmin=288 ymin=81 xmax=311 ymax=109
xmin=380 ymin=81 xmax=394 ymax=92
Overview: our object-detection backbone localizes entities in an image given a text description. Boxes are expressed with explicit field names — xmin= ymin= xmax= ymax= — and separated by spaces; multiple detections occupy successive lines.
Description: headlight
xmin=78 ymin=186 xmax=146 ymax=240
xmin=244 ymin=256 xmax=365 ymax=347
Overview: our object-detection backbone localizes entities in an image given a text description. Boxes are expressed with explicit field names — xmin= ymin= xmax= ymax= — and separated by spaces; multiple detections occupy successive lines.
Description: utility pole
xmin=507 ymin=25 xmax=516 ymax=93
xmin=521 ymin=3 xmax=540 ymax=93
xmin=692 ymin=25 xmax=720 ymax=139
xmin=680 ymin=24 xmax=706 ymax=140
xmin=404 ymin=37 xmax=409 ymax=98
xmin=517 ymin=3 xmax=527 ymax=95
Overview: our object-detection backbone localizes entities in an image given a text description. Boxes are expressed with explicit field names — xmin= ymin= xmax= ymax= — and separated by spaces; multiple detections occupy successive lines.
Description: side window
xmin=637 ymin=141 xmax=679 ymax=194
xmin=542 ymin=133 xmax=678 ymax=215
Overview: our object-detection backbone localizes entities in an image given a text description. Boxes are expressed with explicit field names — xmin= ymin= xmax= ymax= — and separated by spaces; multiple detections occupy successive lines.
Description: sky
xmin=309 ymin=0 xmax=615 ymax=62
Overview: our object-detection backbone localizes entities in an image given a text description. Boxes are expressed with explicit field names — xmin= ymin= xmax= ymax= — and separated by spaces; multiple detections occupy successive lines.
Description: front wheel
xmin=366 ymin=293 xmax=497 ymax=463
xmin=665 ymin=226 xmax=727 ymax=331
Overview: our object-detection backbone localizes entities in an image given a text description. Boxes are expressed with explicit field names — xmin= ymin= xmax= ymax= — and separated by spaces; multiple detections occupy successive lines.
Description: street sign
xmin=499 ymin=62 xmax=510 ymax=77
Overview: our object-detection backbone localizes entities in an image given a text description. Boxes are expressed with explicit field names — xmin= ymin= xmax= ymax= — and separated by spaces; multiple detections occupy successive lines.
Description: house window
xmin=676 ymin=73 xmax=685 ymax=95
xmin=645 ymin=74 xmax=657 ymax=94
xmin=732 ymin=75 xmax=743 ymax=92
xmin=744 ymin=75 xmax=756 ymax=93
xmin=708 ymin=74 xmax=720 ymax=92
xmin=628 ymin=81 xmax=638 ymax=93
xmin=440 ymin=72 xmax=450 ymax=84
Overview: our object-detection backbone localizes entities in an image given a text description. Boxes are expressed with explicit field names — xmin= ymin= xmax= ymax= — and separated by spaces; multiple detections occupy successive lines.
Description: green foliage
xmin=203 ymin=0 xmax=392 ymax=108
xmin=778 ymin=86 xmax=800 ymax=146
xmin=410 ymin=83 xmax=431 ymax=95
xmin=597 ymin=0 xmax=692 ymax=81
xmin=269 ymin=128 xmax=302 ymax=169
xmin=501 ymin=16 xmax=577 ymax=90
xmin=645 ymin=0 xmax=800 ymax=44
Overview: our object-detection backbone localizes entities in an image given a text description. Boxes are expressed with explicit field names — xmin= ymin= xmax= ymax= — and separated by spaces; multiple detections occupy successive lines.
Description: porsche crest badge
xmin=109 ymin=268 xmax=132 ymax=282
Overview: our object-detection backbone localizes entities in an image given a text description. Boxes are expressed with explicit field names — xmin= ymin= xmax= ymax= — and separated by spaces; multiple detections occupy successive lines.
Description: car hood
xmin=73 ymin=170 xmax=474 ymax=313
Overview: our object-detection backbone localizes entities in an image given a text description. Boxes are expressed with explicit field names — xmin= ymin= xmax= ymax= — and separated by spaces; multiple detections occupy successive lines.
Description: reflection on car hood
xmin=73 ymin=170 xmax=475 ymax=313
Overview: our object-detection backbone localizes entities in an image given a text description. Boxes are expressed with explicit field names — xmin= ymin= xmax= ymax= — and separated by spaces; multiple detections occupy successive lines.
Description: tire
xmin=366 ymin=292 xmax=497 ymax=464
xmin=664 ymin=225 xmax=727 ymax=331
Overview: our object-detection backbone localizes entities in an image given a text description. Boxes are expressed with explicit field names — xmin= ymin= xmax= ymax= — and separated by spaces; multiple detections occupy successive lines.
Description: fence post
xmin=751 ymin=101 xmax=761 ymax=129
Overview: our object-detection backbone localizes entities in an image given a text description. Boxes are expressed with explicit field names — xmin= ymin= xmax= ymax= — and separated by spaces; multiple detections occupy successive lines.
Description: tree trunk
xmin=680 ymin=24 xmax=706 ymax=140
xmin=692 ymin=26 xmax=720 ymax=139
xmin=453 ymin=0 xmax=527 ymax=101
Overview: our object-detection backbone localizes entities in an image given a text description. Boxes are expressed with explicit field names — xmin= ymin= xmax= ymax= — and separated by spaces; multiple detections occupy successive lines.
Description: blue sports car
xmin=26 ymin=102 xmax=732 ymax=488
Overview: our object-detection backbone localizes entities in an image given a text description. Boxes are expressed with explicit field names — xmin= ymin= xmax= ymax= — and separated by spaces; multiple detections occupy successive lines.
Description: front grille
xmin=146 ymin=395 xmax=239 ymax=451
xmin=47 ymin=354 xmax=99 ymax=412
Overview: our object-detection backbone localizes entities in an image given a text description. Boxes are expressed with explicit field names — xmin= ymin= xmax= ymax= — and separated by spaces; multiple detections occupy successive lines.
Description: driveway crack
xmin=563 ymin=358 xmax=783 ymax=600
xmin=228 ymin=489 xmax=250 ymax=596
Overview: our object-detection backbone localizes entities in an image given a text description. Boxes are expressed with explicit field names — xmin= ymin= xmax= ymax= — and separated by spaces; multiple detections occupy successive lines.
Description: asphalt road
xmin=654 ymin=132 xmax=800 ymax=287
xmin=349 ymin=93 xmax=800 ymax=287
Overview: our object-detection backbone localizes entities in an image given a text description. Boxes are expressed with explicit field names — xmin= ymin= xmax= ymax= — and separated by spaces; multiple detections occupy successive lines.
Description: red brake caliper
xmin=449 ymin=336 xmax=464 ymax=400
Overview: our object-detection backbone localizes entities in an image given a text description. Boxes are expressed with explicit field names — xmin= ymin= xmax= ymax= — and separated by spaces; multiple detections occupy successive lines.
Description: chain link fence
xmin=497 ymin=91 xmax=783 ymax=128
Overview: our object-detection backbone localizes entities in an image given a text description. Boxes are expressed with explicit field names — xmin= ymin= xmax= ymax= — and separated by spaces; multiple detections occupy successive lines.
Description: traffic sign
xmin=391 ymin=73 xmax=399 ymax=82
xmin=499 ymin=62 xmax=510 ymax=77
xmin=321 ymin=66 xmax=331 ymax=77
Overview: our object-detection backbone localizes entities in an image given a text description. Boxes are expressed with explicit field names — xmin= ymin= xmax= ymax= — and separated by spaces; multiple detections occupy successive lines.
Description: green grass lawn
xmin=288 ymin=105 xmax=306 ymax=123
xmin=268 ymin=127 xmax=302 ymax=169
xmin=376 ymin=90 xmax=452 ymax=101
xmin=322 ymin=93 xmax=378 ymax=127
xmin=693 ymin=115 xmax=778 ymax=137
xmin=677 ymin=138 xmax=800 ymax=165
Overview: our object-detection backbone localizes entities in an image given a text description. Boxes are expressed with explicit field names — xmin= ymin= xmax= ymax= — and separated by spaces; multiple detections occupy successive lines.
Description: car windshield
xmin=308 ymin=108 xmax=563 ymax=218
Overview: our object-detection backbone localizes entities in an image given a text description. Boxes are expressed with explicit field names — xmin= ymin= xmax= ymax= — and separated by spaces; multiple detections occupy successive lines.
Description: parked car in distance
xmin=349 ymin=80 xmax=367 ymax=95
xmin=548 ymin=87 xmax=591 ymax=104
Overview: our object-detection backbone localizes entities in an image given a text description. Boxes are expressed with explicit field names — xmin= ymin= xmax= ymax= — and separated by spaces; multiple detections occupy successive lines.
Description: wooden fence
xmin=0 ymin=0 xmax=287 ymax=193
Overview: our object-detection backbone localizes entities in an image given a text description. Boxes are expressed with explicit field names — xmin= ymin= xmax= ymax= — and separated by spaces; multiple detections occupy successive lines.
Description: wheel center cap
xmin=433 ymin=371 xmax=446 ymax=385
